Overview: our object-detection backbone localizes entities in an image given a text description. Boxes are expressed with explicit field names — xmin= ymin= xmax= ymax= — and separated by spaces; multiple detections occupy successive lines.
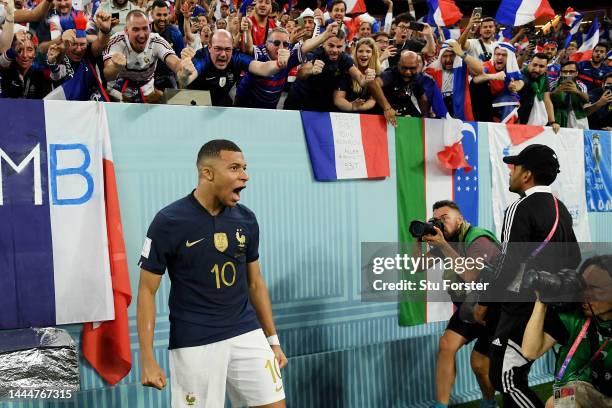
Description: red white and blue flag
xmin=565 ymin=7 xmax=583 ymax=34
xmin=495 ymin=0 xmax=554 ymax=27
xmin=570 ymin=16 xmax=600 ymax=62
xmin=327 ymin=0 xmax=365 ymax=15
xmin=434 ymin=27 xmax=461 ymax=40
xmin=300 ymin=112 xmax=389 ymax=181
xmin=0 ymin=99 xmax=132 ymax=385
xmin=425 ymin=0 xmax=462 ymax=27
xmin=563 ymin=7 xmax=584 ymax=49
xmin=425 ymin=41 xmax=473 ymax=121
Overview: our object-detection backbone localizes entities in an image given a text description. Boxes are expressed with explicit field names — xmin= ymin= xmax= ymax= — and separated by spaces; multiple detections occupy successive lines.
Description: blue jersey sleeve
xmin=138 ymin=212 xmax=176 ymax=274
xmin=287 ymin=46 xmax=303 ymax=70
xmin=340 ymin=53 xmax=355 ymax=73
xmin=232 ymin=50 xmax=254 ymax=72
xmin=172 ymin=27 xmax=185 ymax=55
xmin=192 ymin=49 xmax=211 ymax=76
xmin=247 ymin=217 xmax=259 ymax=263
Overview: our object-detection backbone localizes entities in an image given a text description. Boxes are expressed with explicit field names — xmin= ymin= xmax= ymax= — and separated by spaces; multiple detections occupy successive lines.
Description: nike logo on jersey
xmin=186 ymin=238 xmax=205 ymax=247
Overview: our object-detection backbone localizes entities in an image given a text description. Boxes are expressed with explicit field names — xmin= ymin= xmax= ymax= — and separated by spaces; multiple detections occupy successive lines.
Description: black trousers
xmin=489 ymin=305 xmax=545 ymax=408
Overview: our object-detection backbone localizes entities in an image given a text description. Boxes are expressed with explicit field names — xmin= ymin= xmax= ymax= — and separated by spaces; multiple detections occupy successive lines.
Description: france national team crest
xmin=236 ymin=228 xmax=246 ymax=248
xmin=219 ymin=77 xmax=226 ymax=88
xmin=214 ymin=232 xmax=228 ymax=252
xmin=584 ymin=130 xmax=612 ymax=212
xmin=185 ymin=392 xmax=196 ymax=406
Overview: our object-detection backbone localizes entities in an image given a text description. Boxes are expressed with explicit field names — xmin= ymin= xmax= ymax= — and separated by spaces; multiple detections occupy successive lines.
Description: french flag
xmin=0 ymin=99 xmax=131 ymax=385
xmin=45 ymin=60 xmax=110 ymax=102
xmin=565 ymin=7 xmax=583 ymax=34
xmin=425 ymin=0 xmax=462 ymax=27
xmin=496 ymin=26 xmax=514 ymax=43
xmin=434 ymin=27 xmax=461 ymax=40
xmin=492 ymin=92 xmax=520 ymax=124
xmin=570 ymin=16 xmax=599 ymax=62
xmin=300 ymin=112 xmax=390 ymax=181
xmin=327 ymin=0 xmax=365 ymax=15
xmin=437 ymin=115 xmax=476 ymax=172
xmin=425 ymin=42 xmax=473 ymax=121
xmin=495 ymin=0 xmax=554 ymax=27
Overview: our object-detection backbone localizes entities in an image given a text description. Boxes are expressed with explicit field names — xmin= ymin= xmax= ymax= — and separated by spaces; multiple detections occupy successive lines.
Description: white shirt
xmin=103 ymin=32 xmax=175 ymax=84
xmin=466 ymin=38 xmax=494 ymax=61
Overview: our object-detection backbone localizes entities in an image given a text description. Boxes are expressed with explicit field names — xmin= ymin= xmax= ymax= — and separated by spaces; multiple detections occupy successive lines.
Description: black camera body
xmin=522 ymin=268 xmax=586 ymax=307
xmin=409 ymin=218 xmax=445 ymax=239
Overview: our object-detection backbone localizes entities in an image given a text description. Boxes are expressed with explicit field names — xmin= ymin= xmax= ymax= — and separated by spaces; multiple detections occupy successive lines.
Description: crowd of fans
xmin=0 ymin=0 xmax=611 ymax=129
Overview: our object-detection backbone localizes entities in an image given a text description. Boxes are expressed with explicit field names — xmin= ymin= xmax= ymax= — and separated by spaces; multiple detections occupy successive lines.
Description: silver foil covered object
xmin=0 ymin=327 xmax=80 ymax=398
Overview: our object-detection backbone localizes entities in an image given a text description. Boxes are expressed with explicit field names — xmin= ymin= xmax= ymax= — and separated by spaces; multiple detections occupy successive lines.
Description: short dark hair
xmin=393 ymin=12 xmax=415 ymax=25
xmin=532 ymin=52 xmax=550 ymax=62
xmin=604 ymin=72 xmax=612 ymax=82
xmin=481 ymin=17 xmax=496 ymax=25
xmin=594 ymin=41 xmax=609 ymax=51
xmin=432 ymin=200 xmax=461 ymax=213
xmin=326 ymin=28 xmax=346 ymax=40
xmin=151 ymin=0 xmax=168 ymax=10
xmin=197 ymin=140 xmax=242 ymax=166
xmin=372 ymin=32 xmax=390 ymax=40
xmin=330 ymin=0 xmax=346 ymax=10
xmin=579 ymin=255 xmax=612 ymax=279
xmin=528 ymin=167 xmax=557 ymax=186
xmin=561 ymin=60 xmax=577 ymax=70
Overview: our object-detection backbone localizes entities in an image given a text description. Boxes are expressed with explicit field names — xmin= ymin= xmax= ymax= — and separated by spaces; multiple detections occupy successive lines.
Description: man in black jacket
xmin=475 ymin=144 xmax=581 ymax=408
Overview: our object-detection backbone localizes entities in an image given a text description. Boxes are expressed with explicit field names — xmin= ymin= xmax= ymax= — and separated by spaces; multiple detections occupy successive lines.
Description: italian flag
xmin=396 ymin=117 xmax=479 ymax=326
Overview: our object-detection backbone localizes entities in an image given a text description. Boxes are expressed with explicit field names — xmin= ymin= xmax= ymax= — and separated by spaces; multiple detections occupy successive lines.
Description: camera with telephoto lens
xmin=522 ymin=268 xmax=586 ymax=307
xmin=409 ymin=218 xmax=445 ymax=239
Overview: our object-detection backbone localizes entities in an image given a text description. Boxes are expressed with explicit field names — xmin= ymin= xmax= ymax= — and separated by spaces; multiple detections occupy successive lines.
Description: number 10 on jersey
xmin=210 ymin=262 xmax=237 ymax=289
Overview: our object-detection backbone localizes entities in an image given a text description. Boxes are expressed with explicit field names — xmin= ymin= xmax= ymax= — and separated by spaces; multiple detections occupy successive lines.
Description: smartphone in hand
xmin=408 ymin=21 xmax=425 ymax=32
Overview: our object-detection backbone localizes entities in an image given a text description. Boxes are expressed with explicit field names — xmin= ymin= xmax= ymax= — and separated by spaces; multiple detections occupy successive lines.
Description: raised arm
xmin=522 ymin=300 xmax=557 ymax=360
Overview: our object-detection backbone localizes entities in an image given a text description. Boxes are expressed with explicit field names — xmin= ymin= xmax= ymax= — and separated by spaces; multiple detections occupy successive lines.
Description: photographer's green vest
xmin=443 ymin=222 xmax=500 ymax=302
xmin=554 ymin=311 xmax=611 ymax=396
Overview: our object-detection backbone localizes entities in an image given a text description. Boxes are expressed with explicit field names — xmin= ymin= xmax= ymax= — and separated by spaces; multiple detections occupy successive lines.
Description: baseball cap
xmin=503 ymin=144 xmax=560 ymax=175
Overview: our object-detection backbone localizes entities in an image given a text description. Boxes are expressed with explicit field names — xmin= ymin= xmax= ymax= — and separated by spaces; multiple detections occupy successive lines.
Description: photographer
xmin=479 ymin=144 xmax=581 ymax=408
xmin=550 ymin=61 xmax=590 ymax=129
xmin=585 ymin=72 xmax=612 ymax=131
xmin=522 ymin=256 xmax=612 ymax=407
xmin=415 ymin=201 xmax=501 ymax=408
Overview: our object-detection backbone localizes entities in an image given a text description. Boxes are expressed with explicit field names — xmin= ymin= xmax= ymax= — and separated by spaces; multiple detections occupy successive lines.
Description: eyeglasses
xmin=399 ymin=65 xmax=418 ymax=71
xmin=268 ymin=40 xmax=290 ymax=47
xmin=396 ymin=25 xmax=410 ymax=31
xmin=212 ymin=46 xmax=232 ymax=53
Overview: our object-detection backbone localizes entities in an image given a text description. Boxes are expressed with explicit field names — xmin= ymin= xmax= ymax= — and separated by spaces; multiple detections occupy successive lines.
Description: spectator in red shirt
xmin=249 ymin=0 xmax=276 ymax=46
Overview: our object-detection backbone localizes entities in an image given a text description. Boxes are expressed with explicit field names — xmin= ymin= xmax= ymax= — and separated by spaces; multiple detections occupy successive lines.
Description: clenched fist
xmin=179 ymin=57 xmax=196 ymax=80
xmin=61 ymin=29 xmax=76 ymax=45
xmin=181 ymin=47 xmax=196 ymax=60
xmin=240 ymin=17 xmax=250 ymax=33
xmin=276 ymin=48 xmax=290 ymax=68
xmin=364 ymin=68 xmax=376 ymax=83
xmin=312 ymin=59 xmax=325 ymax=75
xmin=47 ymin=43 xmax=63 ymax=64
xmin=111 ymin=52 xmax=127 ymax=68
xmin=95 ymin=11 xmax=112 ymax=33
xmin=493 ymin=71 xmax=506 ymax=81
